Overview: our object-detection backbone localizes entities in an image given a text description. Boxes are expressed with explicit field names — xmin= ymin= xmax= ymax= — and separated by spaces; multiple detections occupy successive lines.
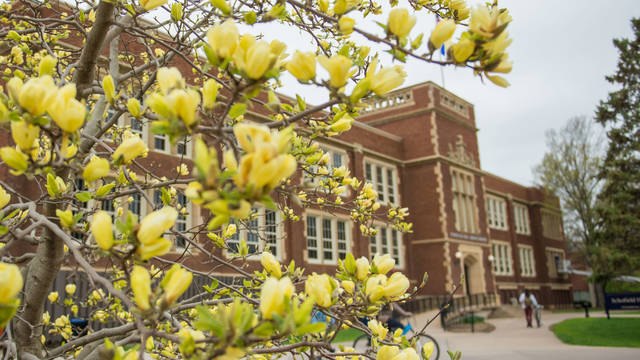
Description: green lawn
xmin=552 ymin=318 xmax=640 ymax=348
xmin=332 ymin=328 xmax=365 ymax=343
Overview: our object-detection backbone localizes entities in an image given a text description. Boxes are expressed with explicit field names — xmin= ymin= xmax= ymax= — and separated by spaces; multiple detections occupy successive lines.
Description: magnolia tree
xmin=0 ymin=0 xmax=511 ymax=358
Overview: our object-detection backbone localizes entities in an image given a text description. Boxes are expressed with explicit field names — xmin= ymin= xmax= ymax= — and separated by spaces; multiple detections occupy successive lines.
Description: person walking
xmin=519 ymin=289 xmax=538 ymax=328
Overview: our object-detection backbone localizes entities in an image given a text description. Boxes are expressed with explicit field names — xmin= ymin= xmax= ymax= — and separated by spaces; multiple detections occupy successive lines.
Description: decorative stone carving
xmin=447 ymin=135 xmax=476 ymax=168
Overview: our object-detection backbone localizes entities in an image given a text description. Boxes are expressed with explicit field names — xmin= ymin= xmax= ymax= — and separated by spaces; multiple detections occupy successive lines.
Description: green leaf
xmin=229 ymin=103 xmax=247 ymax=119
xmin=3 ymin=209 xmax=20 ymax=221
xmin=253 ymin=322 xmax=274 ymax=337
xmin=75 ymin=192 xmax=92 ymax=202
xmin=260 ymin=195 xmax=277 ymax=210
xmin=193 ymin=305 xmax=225 ymax=338
xmin=96 ymin=183 xmax=115 ymax=197
xmin=0 ymin=225 xmax=8 ymax=235
xmin=296 ymin=95 xmax=306 ymax=111
xmin=295 ymin=322 xmax=326 ymax=335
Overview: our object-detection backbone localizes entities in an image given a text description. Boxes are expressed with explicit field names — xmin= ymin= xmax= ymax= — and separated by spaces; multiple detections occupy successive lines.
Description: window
xmin=129 ymin=193 xmax=142 ymax=218
xmin=154 ymin=134 xmax=168 ymax=152
xmin=542 ymin=210 xmax=563 ymax=239
xmin=306 ymin=215 xmax=350 ymax=264
xmin=518 ymin=246 xmax=535 ymax=277
xmin=546 ymin=248 xmax=566 ymax=278
xmin=227 ymin=208 xmax=282 ymax=258
xmin=175 ymin=193 xmax=189 ymax=248
xmin=451 ymin=169 xmax=478 ymax=233
xmin=177 ymin=136 xmax=191 ymax=157
xmin=130 ymin=118 xmax=144 ymax=137
xmin=513 ymin=203 xmax=530 ymax=235
xmin=364 ymin=160 xmax=398 ymax=204
xmin=486 ymin=195 xmax=507 ymax=230
xmin=491 ymin=242 xmax=512 ymax=275
xmin=369 ymin=226 xmax=403 ymax=268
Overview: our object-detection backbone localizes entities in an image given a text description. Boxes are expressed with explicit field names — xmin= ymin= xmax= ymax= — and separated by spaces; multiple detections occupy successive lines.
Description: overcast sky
xmin=264 ymin=0 xmax=640 ymax=186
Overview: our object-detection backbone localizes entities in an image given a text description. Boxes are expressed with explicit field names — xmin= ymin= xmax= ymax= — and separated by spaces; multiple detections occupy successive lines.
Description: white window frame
xmin=518 ymin=245 xmax=536 ymax=277
xmin=226 ymin=208 xmax=284 ymax=260
xmin=513 ymin=203 xmax=531 ymax=235
xmin=491 ymin=241 xmax=513 ymax=275
xmin=487 ymin=195 xmax=508 ymax=230
xmin=363 ymin=158 xmax=399 ymax=205
xmin=305 ymin=212 xmax=351 ymax=265
xmin=153 ymin=134 xmax=169 ymax=153
xmin=451 ymin=168 xmax=478 ymax=234
xmin=542 ymin=210 xmax=563 ymax=240
xmin=369 ymin=225 xmax=404 ymax=269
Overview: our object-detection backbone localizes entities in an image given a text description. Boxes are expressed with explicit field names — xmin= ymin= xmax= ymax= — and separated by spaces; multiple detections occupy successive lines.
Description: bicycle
xmin=352 ymin=317 xmax=440 ymax=360
xmin=534 ymin=304 xmax=543 ymax=328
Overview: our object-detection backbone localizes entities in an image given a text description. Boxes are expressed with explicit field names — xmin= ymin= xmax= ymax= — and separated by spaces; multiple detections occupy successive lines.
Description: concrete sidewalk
xmin=412 ymin=308 xmax=640 ymax=360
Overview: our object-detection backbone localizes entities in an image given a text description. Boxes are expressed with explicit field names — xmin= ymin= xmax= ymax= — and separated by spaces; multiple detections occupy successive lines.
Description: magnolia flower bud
xmin=339 ymin=17 xmax=355 ymax=35
xmin=305 ymin=273 xmax=333 ymax=308
xmin=384 ymin=272 xmax=410 ymax=299
xmin=10 ymin=121 xmax=39 ymax=152
xmin=319 ymin=55 xmax=353 ymax=88
xmin=365 ymin=274 xmax=387 ymax=302
xmin=388 ymin=8 xmax=416 ymax=38
xmin=373 ymin=254 xmax=395 ymax=274
xmin=112 ymin=133 xmax=148 ymax=163
xmin=423 ymin=342 xmax=435 ymax=360
xmin=65 ymin=283 xmax=76 ymax=296
xmin=0 ymin=186 xmax=9 ymax=210
xmin=0 ymin=263 xmax=23 ymax=304
xmin=430 ymin=19 xmax=456 ymax=50
xmin=137 ymin=207 xmax=178 ymax=245
xmin=451 ymin=37 xmax=475 ymax=63
xmin=91 ymin=211 xmax=114 ymax=250
xmin=202 ymin=79 xmax=221 ymax=109
xmin=47 ymin=84 xmax=86 ymax=132
xmin=137 ymin=237 xmax=172 ymax=260
xmin=341 ymin=280 xmax=355 ymax=294
xmin=131 ymin=265 xmax=151 ymax=310
xmin=56 ymin=209 xmax=73 ymax=228
xmin=139 ymin=0 xmax=167 ymax=11
xmin=162 ymin=264 xmax=193 ymax=304
xmin=261 ymin=252 xmax=282 ymax=279
xmin=210 ymin=0 xmax=231 ymax=14
xmin=207 ymin=20 xmax=239 ymax=60
xmin=102 ymin=75 xmax=115 ymax=103
xmin=83 ymin=156 xmax=110 ymax=182
xmin=38 ymin=55 xmax=57 ymax=77
xmin=126 ymin=98 xmax=142 ymax=118
xmin=286 ymin=51 xmax=316 ymax=82
xmin=355 ymin=256 xmax=370 ymax=281
xmin=259 ymin=277 xmax=293 ymax=319
xmin=171 ymin=2 xmax=183 ymax=21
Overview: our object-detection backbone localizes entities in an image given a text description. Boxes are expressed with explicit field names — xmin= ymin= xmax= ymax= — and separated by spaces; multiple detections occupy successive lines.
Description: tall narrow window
xmin=514 ymin=203 xmax=530 ymax=235
xmin=452 ymin=169 xmax=478 ymax=233
xmin=369 ymin=226 xmax=404 ymax=268
xmin=322 ymin=218 xmax=333 ymax=262
xmin=129 ymin=193 xmax=141 ymax=217
xmin=491 ymin=242 xmax=512 ymax=275
xmin=487 ymin=196 xmax=508 ymax=230
xmin=337 ymin=221 xmax=347 ymax=260
xmin=307 ymin=216 xmax=318 ymax=260
xmin=175 ymin=193 xmax=188 ymax=248
xmin=265 ymin=210 xmax=277 ymax=256
xmin=364 ymin=160 xmax=398 ymax=204
xmin=519 ymin=246 xmax=535 ymax=277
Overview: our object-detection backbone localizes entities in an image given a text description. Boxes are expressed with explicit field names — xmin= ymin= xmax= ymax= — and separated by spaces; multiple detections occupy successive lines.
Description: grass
xmin=331 ymin=328 xmax=365 ymax=343
xmin=461 ymin=315 xmax=484 ymax=324
xmin=552 ymin=318 xmax=640 ymax=348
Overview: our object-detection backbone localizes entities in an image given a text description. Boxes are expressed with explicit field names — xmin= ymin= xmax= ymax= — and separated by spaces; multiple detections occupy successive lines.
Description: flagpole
xmin=440 ymin=62 xmax=445 ymax=88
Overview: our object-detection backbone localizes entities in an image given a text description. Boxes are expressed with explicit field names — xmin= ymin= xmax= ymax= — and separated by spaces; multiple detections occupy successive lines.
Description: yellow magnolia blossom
xmin=165 ymin=88 xmax=201 ymax=127
xmin=127 ymin=98 xmax=142 ymax=118
xmin=451 ymin=37 xmax=475 ymax=63
xmin=0 ymin=185 xmax=10 ymax=209
xmin=330 ymin=114 xmax=354 ymax=133
xmin=207 ymin=19 xmax=239 ymax=59
xmin=373 ymin=253 xmax=395 ymax=274
xmin=483 ymin=31 xmax=512 ymax=58
xmin=319 ymin=55 xmax=353 ymax=88
xmin=388 ymin=8 xmax=416 ymax=38
xmin=365 ymin=274 xmax=387 ymax=302
xmin=341 ymin=280 xmax=354 ymax=294
xmin=369 ymin=64 xmax=407 ymax=95
xmin=305 ymin=273 xmax=333 ymax=308
xmin=377 ymin=345 xmax=399 ymax=360
xmin=260 ymin=277 xmax=293 ymax=319
xmin=233 ymin=36 xmax=276 ymax=80
xmin=450 ymin=0 xmax=470 ymax=20
xmin=0 ymin=263 xmax=23 ymax=304
xmin=384 ymin=272 xmax=410 ymax=299
xmin=470 ymin=5 xmax=511 ymax=38
xmin=1 ymin=146 xmax=28 ymax=173
xmin=137 ymin=207 xmax=178 ymax=245
xmin=131 ymin=265 xmax=151 ymax=310
xmin=6 ymin=77 xmax=23 ymax=103
xmin=157 ymin=67 xmax=185 ymax=93
xmin=48 ymin=291 xmax=59 ymax=302
xmin=38 ymin=55 xmax=57 ymax=77
xmin=83 ymin=156 xmax=110 ymax=182
xmin=232 ymin=123 xmax=297 ymax=193
xmin=355 ymin=256 xmax=370 ymax=280
xmin=202 ymin=79 xmax=222 ymax=109
xmin=260 ymin=251 xmax=282 ymax=278
xmin=368 ymin=319 xmax=388 ymax=339
xmin=339 ymin=17 xmax=355 ymax=35
xmin=56 ymin=209 xmax=74 ymax=228
xmin=162 ymin=264 xmax=193 ymax=304
xmin=91 ymin=211 xmax=114 ymax=250
xmin=65 ymin=283 xmax=76 ymax=295
xmin=47 ymin=84 xmax=86 ymax=132
xmin=492 ymin=56 xmax=513 ymax=74
xmin=423 ymin=342 xmax=435 ymax=360
xmin=102 ymin=75 xmax=115 ymax=103
xmin=430 ymin=19 xmax=456 ymax=49
xmin=112 ymin=132 xmax=148 ymax=163
xmin=139 ymin=0 xmax=167 ymax=11
xmin=286 ymin=51 xmax=316 ymax=82
xmin=17 ymin=76 xmax=56 ymax=116
xmin=137 ymin=237 xmax=172 ymax=260
xmin=10 ymin=120 xmax=39 ymax=152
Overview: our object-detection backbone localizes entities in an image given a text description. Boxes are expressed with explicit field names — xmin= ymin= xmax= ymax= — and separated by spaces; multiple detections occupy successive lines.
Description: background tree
xmin=0 ymin=0 xmax=513 ymax=359
xmin=594 ymin=17 xmax=640 ymax=288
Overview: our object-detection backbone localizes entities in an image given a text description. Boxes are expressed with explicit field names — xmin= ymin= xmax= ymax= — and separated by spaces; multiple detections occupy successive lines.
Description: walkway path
xmin=413 ymin=308 xmax=640 ymax=360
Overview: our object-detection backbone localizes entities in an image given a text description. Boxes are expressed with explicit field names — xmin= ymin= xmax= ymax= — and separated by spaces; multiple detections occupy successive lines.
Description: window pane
xmin=333 ymin=152 xmax=342 ymax=168
xmin=129 ymin=193 xmax=141 ymax=217
xmin=376 ymin=166 xmax=384 ymax=201
xmin=387 ymin=168 xmax=395 ymax=204
xmin=227 ymin=218 xmax=239 ymax=252
xmin=381 ymin=228 xmax=389 ymax=254
xmin=307 ymin=216 xmax=318 ymax=260
xmin=391 ymin=229 xmax=399 ymax=264
xmin=247 ymin=216 xmax=259 ymax=254
xmin=265 ymin=210 xmax=277 ymax=256
xmin=322 ymin=219 xmax=333 ymax=261
xmin=365 ymin=163 xmax=372 ymax=182
xmin=337 ymin=221 xmax=347 ymax=260
xmin=154 ymin=136 xmax=166 ymax=151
